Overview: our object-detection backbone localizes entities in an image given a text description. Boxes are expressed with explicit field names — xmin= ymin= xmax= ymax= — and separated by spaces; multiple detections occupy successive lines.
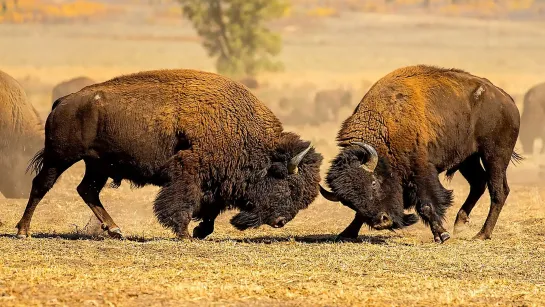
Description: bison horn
xmin=288 ymin=144 xmax=312 ymax=174
xmin=319 ymin=184 xmax=339 ymax=202
xmin=352 ymin=142 xmax=378 ymax=172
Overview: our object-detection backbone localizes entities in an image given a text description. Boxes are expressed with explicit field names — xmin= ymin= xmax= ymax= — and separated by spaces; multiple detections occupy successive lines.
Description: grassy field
xmin=1 ymin=167 xmax=544 ymax=306
xmin=1 ymin=2 xmax=545 ymax=306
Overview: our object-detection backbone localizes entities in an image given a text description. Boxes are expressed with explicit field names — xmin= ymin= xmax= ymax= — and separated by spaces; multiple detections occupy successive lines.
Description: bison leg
xmin=154 ymin=180 xmax=201 ymax=240
xmin=336 ymin=212 xmax=364 ymax=240
xmin=417 ymin=203 xmax=450 ymax=243
xmin=77 ymin=163 xmax=123 ymax=239
xmin=16 ymin=161 xmax=73 ymax=238
xmin=474 ymin=156 xmax=510 ymax=240
xmin=454 ymin=155 xmax=487 ymax=234
xmin=192 ymin=210 xmax=220 ymax=240
xmin=413 ymin=165 xmax=452 ymax=243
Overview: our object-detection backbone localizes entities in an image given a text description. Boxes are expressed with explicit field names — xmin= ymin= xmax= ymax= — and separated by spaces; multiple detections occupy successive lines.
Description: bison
xmin=319 ymin=65 xmax=521 ymax=242
xmin=0 ymin=70 xmax=44 ymax=198
xmin=16 ymin=69 xmax=323 ymax=239
xmin=519 ymin=82 xmax=545 ymax=154
xmin=51 ymin=76 xmax=95 ymax=105
xmin=312 ymin=88 xmax=353 ymax=123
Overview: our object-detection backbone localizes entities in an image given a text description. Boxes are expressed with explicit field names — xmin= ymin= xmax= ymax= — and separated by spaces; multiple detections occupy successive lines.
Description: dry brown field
xmin=1 ymin=2 xmax=545 ymax=306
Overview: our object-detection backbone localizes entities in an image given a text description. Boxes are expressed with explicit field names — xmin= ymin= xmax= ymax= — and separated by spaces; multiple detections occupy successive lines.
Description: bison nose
xmin=374 ymin=212 xmax=393 ymax=230
xmin=272 ymin=217 xmax=287 ymax=228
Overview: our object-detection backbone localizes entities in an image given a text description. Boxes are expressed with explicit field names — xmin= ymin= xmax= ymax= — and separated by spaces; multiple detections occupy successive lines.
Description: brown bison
xmin=0 ymin=70 xmax=44 ymax=198
xmin=17 ymin=69 xmax=323 ymax=239
xmin=319 ymin=65 xmax=521 ymax=242
xmin=51 ymin=76 xmax=95 ymax=105
xmin=519 ymin=82 xmax=545 ymax=154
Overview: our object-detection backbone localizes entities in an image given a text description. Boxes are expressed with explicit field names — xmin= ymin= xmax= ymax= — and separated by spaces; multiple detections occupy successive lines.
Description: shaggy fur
xmin=519 ymin=82 xmax=545 ymax=154
xmin=322 ymin=65 xmax=521 ymax=242
xmin=0 ymin=70 xmax=44 ymax=198
xmin=51 ymin=76 xmax=96 ymax=106
xmin=17 ymin=69 xmax=323 ymax=239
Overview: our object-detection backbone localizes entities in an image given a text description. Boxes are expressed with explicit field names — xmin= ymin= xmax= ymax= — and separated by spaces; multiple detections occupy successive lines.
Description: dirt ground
xmin=1 ymin=3 xmax=545 ymax=306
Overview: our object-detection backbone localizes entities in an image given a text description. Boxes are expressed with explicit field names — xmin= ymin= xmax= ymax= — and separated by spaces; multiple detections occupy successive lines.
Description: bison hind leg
xmin=16 ymin=156 xmax=77 ymax=238
xmin=77 ymin=161 xmax=122 ymax=239
xmin=453 ymin=154 xmax=487 ymax=234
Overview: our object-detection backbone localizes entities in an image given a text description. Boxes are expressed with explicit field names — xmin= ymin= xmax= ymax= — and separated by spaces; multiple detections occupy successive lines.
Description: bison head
xmin=230 ymin=132 xmax=323 ymax=230
xmin=319 ymin=142 xmax=418 ymax=231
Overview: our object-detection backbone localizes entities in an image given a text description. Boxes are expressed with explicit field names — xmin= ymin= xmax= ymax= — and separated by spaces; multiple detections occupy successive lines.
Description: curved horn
xmin=319 ymin=184 xmax=339 ymax=202
xmin=288 ymin=144 xmax=312 ymax=174
xmin=352 ymin=142 xmax=378 ymax=172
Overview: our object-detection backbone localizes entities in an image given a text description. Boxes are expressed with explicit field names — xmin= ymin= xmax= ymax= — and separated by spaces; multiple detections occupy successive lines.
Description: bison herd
xmin=1 ymin=64 xmax=541 ymax=243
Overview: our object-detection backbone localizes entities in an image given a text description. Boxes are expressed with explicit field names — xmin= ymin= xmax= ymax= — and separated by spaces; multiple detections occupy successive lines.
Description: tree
xmin=179 ymin=0 xmax=288 ymax=78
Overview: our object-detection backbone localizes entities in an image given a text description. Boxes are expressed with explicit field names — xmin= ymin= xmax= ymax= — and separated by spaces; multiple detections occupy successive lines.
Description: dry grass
xmin=1 ymin=163 xmax=545 ymax=306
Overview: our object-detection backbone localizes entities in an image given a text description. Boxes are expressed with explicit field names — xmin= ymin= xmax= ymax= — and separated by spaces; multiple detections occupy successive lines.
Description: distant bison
xmin=312 ymin=88 xmax=353 ymax=123
xmin=51 ymin=76 xmax=95 ymax=105
xmin=519 ymin=82 xmax=545 ymax=154
xmin=238 ymin=77 xmax=259 ymax=89
xmin=320 ymin=65 xmax=521 ymax=242
xmin=17 ymin=69 xmax=323 ymax=239
xmin=277 ymin=88 xmax=353 ymax=127
xmin=0 ymin=70 xmax=44 ymax=198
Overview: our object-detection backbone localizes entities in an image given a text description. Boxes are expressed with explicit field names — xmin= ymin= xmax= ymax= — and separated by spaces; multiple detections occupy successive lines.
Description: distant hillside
xmin=1 ymin=0 xmax=544 ymax=24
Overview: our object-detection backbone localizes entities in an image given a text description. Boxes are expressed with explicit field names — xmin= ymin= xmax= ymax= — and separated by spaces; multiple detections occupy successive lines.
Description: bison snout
xmin=373 ymin=213 xmax=393 ymax=230
xmin=272 ymin=217 xmax=287 ymax=228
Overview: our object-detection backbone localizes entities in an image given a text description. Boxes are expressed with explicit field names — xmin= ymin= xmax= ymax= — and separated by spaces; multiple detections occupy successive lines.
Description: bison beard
xmin=230 ymin=211 xmax=262 ymax=230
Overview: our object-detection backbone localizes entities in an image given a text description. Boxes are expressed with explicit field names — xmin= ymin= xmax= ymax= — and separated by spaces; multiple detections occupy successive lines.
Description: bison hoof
xmin=440 ymin=232 xmax=451 ymax=243
xmin=192 ymin=226 xmax=211 ymax=240
xmin=175 ymin=234 xmax=194 ymax=241
xmin=473 ymin=232 xmax=491 ymax=240
xmin=16 ymin=233 xmax=30 ymax=239
xmin=107 ymin=227 xmax=125 ymax=239
xmin=453 ymin=212 xmax=470 ymax=234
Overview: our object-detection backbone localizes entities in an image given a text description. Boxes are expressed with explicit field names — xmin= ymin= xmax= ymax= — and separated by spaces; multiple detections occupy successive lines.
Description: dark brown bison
xmin=519 ymin=82 xmax=545 ymax=154
xmin=16 ymin=69 xmax=323 ymax=239
xmin=0 ymin=70 xmax=44 ymax=198
xmin=51 ymin=76 xmax=95 ymax=105
xmin=319 ymin=65 xmax=521 ymax=242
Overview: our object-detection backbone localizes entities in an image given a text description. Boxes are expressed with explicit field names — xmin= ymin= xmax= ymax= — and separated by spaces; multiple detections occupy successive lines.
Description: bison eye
xmin=372 ymin=180 xmax=377 ymax=187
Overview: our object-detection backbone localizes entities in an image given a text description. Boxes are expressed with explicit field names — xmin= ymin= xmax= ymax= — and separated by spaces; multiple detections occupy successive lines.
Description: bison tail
xmin=26 ymin=148 xmax=45 ymax=175
xmin=511 ymin=151 xmax=524 ymax=166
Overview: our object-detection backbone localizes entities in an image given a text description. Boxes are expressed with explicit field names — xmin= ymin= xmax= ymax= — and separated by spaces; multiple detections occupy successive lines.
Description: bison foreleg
xmin=192 ymin=204 xmax=221 ymax=239
xmin=417 ymin=203 xmax=450 ymax=243
xmin=336 ymin=212 xmax=364 ymax=240
xmin=154 ymin=180 xmax=201 ymax=240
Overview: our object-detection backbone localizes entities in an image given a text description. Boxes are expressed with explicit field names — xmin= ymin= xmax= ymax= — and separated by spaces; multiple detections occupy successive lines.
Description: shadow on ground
xmin=0 ymin=232 xmax=399 ymax=245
